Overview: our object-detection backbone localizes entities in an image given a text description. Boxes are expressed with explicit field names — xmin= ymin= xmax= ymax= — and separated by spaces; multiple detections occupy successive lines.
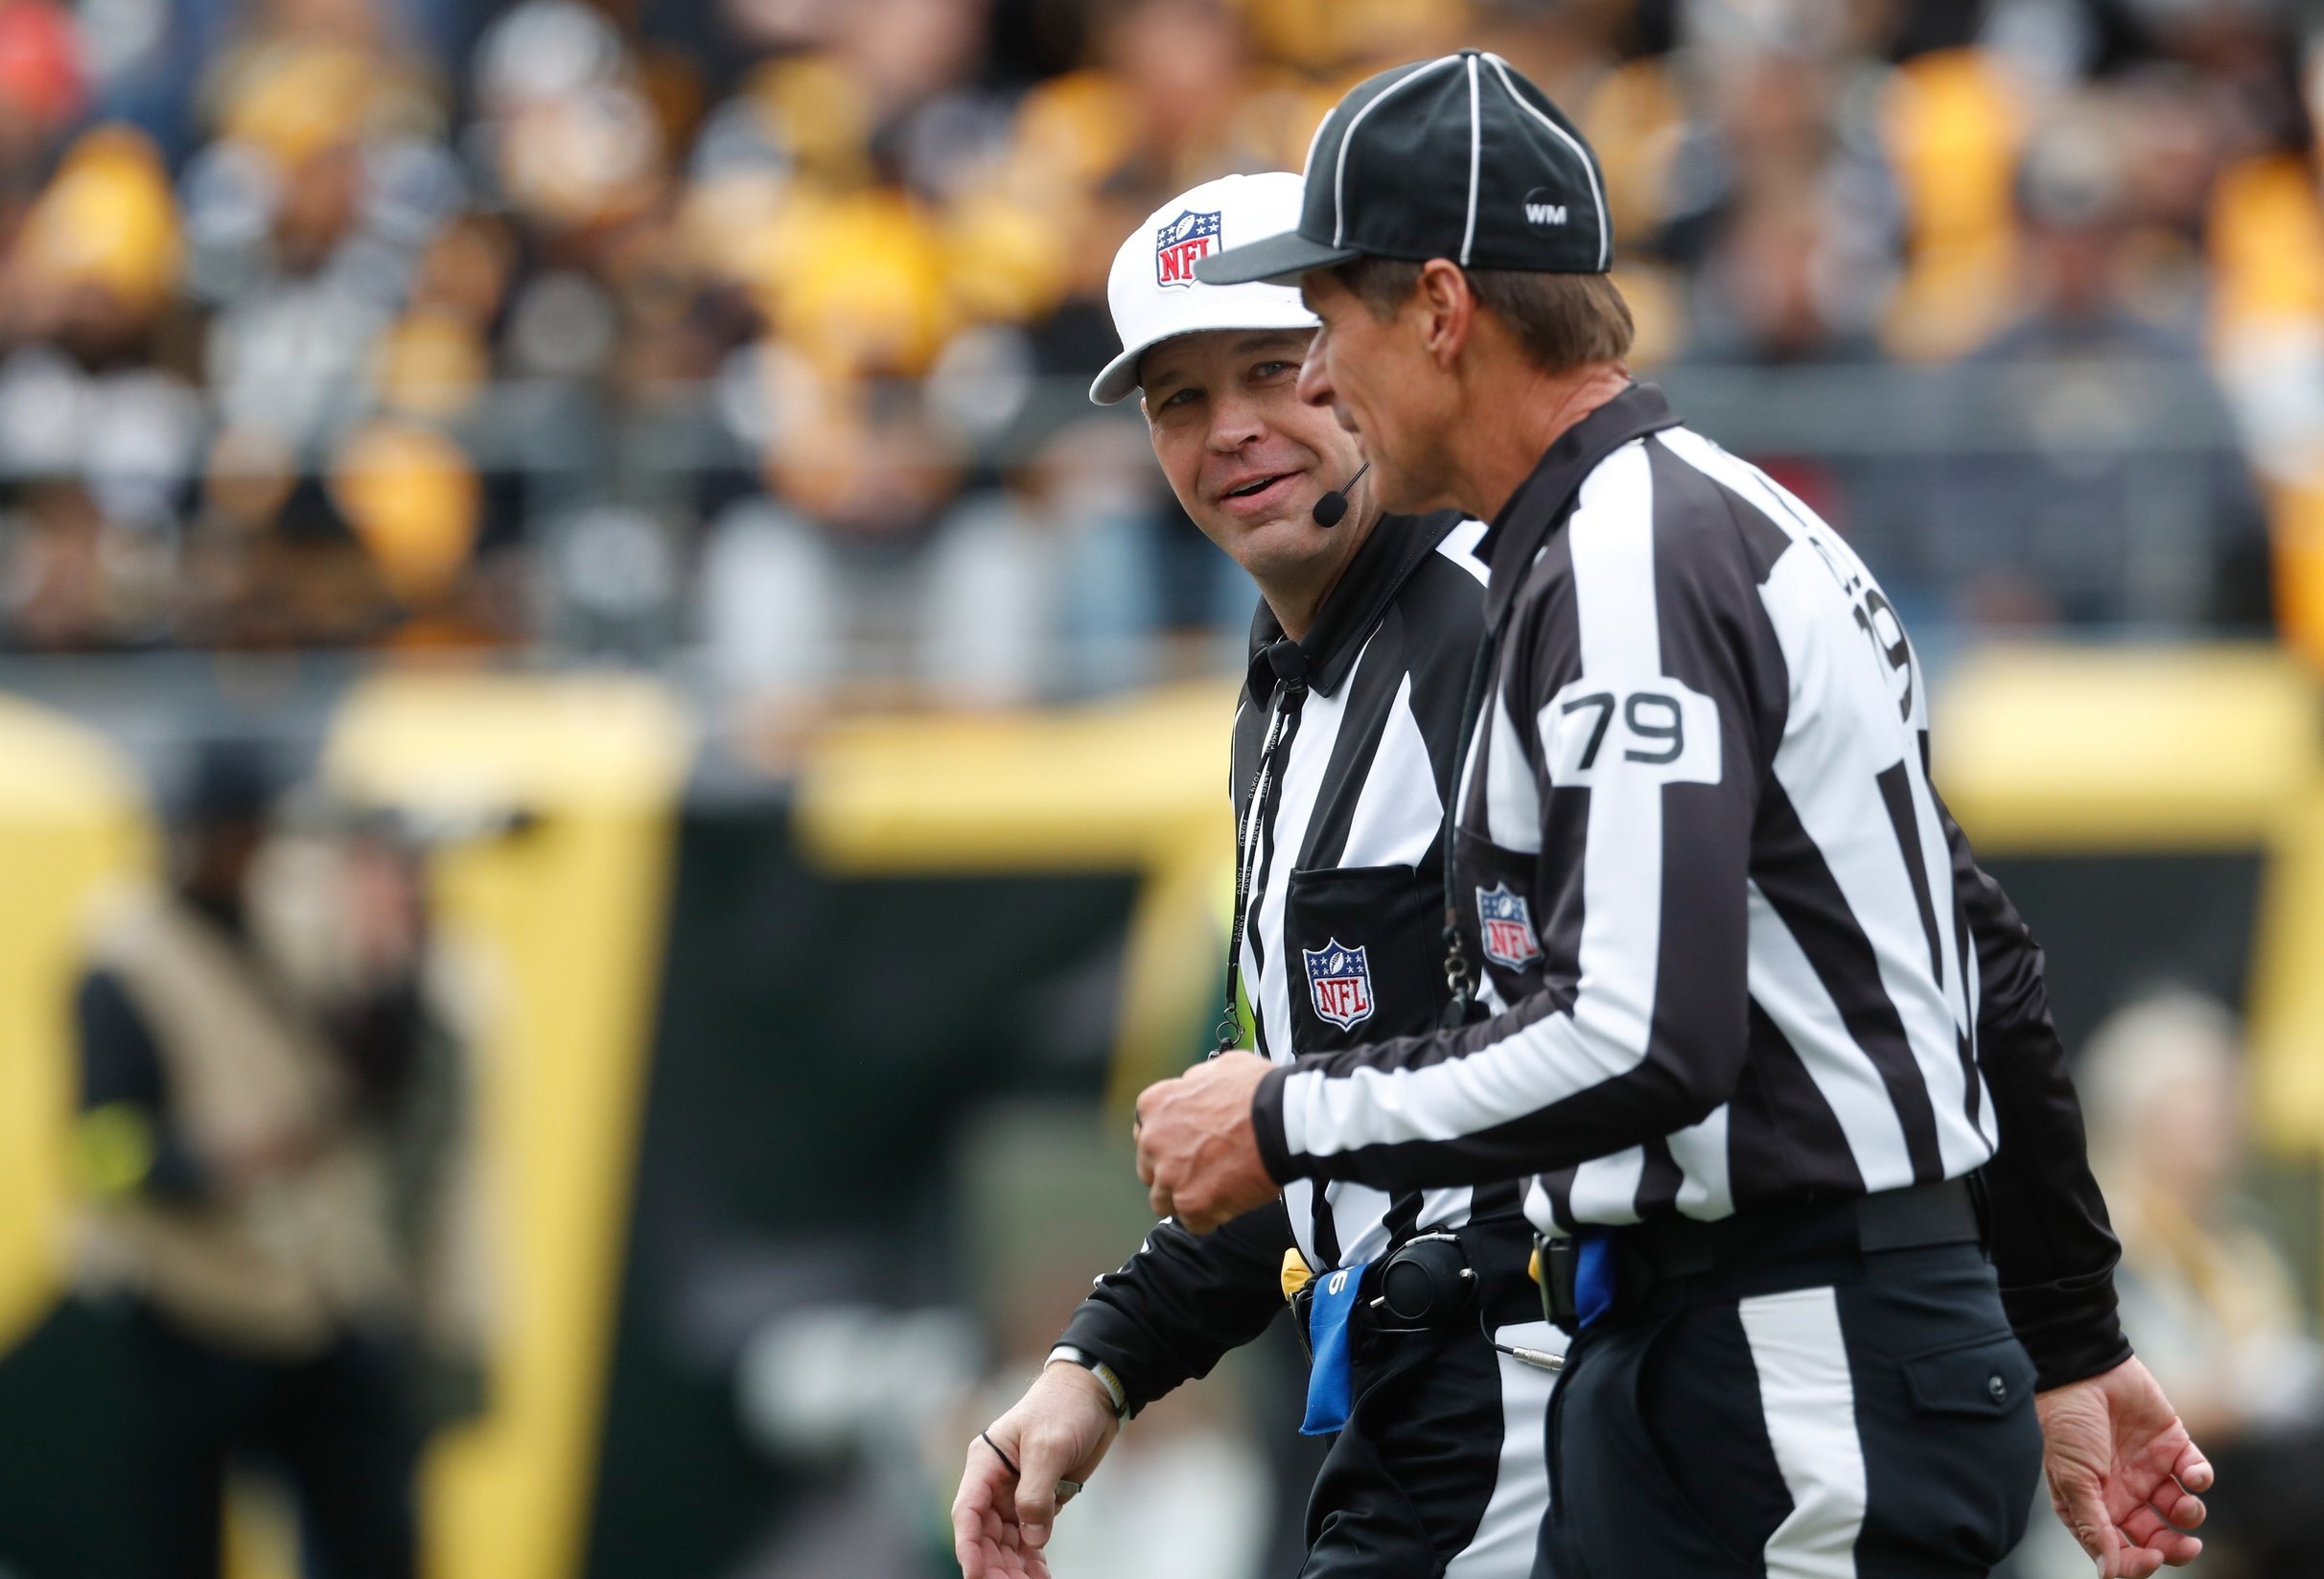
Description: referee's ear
xmin=1414 ymin=259 xmax=1480 ymax=369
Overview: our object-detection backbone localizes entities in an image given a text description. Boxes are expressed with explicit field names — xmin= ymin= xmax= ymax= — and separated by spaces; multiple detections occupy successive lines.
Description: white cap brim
xmin=1087 ymin=296 xmax=1322 ymax=406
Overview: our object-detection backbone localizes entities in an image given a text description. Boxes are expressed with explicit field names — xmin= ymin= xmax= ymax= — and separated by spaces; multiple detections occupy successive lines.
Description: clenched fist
xmin=1132 ymin=1052 xmax=1279 ymax=1232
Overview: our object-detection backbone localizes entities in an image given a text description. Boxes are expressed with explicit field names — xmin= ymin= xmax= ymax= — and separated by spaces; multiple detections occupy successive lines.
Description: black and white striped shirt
xmin=1225 ymin=509 xmax=1514 ymax=1271
xmin=1248 ymin=388 xmax=2126 ymax=1383
xmin=1057 ymin=509 xmax=1527 ymax=1410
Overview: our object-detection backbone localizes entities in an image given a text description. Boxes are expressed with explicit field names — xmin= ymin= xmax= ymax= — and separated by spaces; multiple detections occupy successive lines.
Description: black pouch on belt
xmin=1370 ymin=1233 xmax=1478 ymax=1333
xmin=1290 ymin=1232 xmax=1482 ymax=1359
xmin=1537 ymin=1235 xmax=1583 ymax=1337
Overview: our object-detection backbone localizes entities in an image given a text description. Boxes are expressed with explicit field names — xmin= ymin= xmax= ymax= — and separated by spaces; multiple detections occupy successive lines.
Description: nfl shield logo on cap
xmin=1303 ymin=940 xmax=1375 ymax=1030
xmin=1154 ymin=208 xmax=1221 ymax=289
xmin=1477 ymin=884 xmax=1543 ymax=971
xmin=1090 ymin=173 xmax=1315 ymax=405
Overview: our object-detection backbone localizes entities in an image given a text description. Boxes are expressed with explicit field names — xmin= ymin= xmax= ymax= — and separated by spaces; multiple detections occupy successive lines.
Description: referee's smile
xmin=1214 ymin=465 xmax=1301 ymax=516
xmin=1138 ymin=327 xmax=1377 ymax=597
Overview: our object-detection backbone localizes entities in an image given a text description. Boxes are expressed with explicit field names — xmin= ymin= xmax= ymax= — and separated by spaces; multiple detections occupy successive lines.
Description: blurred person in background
xmin=2197 ymin=16 xmax=2324 ymax=666
xmin=70 ymin=741 xmax=487 ymax=1579
xmin=700 ymin=331 xmax=1164 ymax=708
xmin=924 ymin=414 xmax=1175 ymax=701
xmin=178 ymin=423 xmax=399 ymax=649
xmin=0 ymin=126 xmax=201 ymax=650
xmin=1933 ymin=95 xmax=2272 ymax=635
xmin=186 ymin=32 xmax=460 ymax=453
xmin=177 ymin=414 xmax=500 ymax=651
xmin=1680 ymin=173 xmax=1890 ymax=368
xmin=700 ymin=366 xmax=1027 ymax=704
xmin=1654 ymin=0 xmax=1904 ymax=336
xmin=329 ymin=417 xmax=502 ymax=648
xmin=2066 ymin=991 xmax=2324 ymax=1579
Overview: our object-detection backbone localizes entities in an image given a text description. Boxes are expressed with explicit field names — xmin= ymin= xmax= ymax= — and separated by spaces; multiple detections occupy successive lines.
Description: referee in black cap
xmin=1133 ymin=50 xmax=2215 ymax=1579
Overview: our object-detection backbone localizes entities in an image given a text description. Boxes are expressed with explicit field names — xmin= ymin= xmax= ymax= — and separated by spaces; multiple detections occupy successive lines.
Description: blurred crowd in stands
xmin=0 ymin=0 xmax=2317 ymax=696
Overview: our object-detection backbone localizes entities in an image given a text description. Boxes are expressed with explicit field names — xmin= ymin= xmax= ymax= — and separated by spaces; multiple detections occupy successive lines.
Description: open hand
xmin=1132 ymin=1052 xmax=1278 ymax=1232
xmin=952 ymin=1362 xmax=1120 ymax=1578
xmin=2035 ymin=1355 xmax=2212 ymax=1577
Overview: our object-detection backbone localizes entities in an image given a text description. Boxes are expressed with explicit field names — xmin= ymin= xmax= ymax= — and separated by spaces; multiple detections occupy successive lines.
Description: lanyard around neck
xmin=1216 ymin=641 xmax=1309 ymax=1055
xmin=1437 ymin=618 xmax=1505 ymax=1030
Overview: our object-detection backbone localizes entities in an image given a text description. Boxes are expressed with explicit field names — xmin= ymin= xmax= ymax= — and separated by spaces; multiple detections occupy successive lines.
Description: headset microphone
xmin=1310 ymin=461 xmax=1372 ymax=527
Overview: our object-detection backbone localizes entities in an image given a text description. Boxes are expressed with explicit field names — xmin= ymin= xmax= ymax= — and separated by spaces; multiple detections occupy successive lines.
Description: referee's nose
xmin=1294 ymin=328 xmax=1340 ymax=420
xmin=1206 ymin=379 xmax=1271 ymax=454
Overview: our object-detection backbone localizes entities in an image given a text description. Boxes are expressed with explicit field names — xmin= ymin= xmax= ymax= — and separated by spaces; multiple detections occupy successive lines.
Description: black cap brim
xmin=1194 ymin=227 xmax=1360 ymax=288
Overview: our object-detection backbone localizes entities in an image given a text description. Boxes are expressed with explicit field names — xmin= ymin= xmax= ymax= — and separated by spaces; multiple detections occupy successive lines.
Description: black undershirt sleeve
xmin=1054 ymin=1200 xmax=1294 ymax=1415
xmin=1941 ymin=801 xmax=2132 ymax=1389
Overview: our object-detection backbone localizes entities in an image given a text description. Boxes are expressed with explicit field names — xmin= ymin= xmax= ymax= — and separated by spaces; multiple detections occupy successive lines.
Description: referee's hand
xmin=1133 ymin=1052 xmax=1278 ymax=1233
xmin=2035 ymin=1354 xmax=2213 ymax=1577
xmin=953 ymin=1363 xmax=1121 ymax=1578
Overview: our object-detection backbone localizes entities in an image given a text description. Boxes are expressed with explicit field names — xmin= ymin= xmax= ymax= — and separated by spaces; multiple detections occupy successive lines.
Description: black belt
xmin=1539 ymin=1177 xmax=1985 ymax=1334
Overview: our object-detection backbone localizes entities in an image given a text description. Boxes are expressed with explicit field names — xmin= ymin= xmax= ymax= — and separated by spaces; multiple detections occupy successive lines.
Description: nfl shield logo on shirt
xmin=1303 ymin=940 xmax=1375 ymax=1030
xmin=1154 ymin=209 xmax=1221 ymax=289
xmin=1476 ymin=883 xmax=1543 ymax=970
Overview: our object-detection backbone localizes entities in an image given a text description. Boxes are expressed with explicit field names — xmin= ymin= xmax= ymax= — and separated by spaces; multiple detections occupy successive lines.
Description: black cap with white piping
xmin=1194 ymin=50 xmax=1611 ymax=289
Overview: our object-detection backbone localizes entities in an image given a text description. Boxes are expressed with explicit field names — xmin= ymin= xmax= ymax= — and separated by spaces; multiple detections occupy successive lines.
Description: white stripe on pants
xmin=1443 ymin=1320 xmax=1566 ymax=1579
xmin=1738 ymin=1286 xmax=1869 ymax=1578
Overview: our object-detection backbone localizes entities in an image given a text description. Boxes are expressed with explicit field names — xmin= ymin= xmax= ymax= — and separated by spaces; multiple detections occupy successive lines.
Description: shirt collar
xmin=1478 ymin=383 xmax=1681 ymax=631
xmin=1244 ymin=509 xmax=1466 ymax=701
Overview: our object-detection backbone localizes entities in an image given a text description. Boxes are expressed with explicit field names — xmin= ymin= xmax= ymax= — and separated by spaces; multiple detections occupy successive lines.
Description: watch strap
xmin=1045 ymin=1343 xmax=1131 ymax=1420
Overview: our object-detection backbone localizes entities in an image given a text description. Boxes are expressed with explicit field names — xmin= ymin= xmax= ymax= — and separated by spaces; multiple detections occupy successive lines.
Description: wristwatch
xmin=1045 ymin=1344 xmax=1131 ymax=1420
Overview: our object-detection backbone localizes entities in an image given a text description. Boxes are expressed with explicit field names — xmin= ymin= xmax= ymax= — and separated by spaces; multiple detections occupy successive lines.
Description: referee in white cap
xmin=954 ymin=172 xmax=1562 ymax=1579
xmin=1135 ymin=52 xmax=2214 ymax=1579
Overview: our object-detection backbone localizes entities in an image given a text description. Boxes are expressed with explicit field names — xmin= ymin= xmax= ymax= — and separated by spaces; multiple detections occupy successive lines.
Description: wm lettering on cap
xmin=1303 ymin=940 xmax=1376 ymax=1030
xmin=1154 ymin=209 xmax=1221 ymax=289
xmin=1523 ymin=187 xmax=1568 ymax=226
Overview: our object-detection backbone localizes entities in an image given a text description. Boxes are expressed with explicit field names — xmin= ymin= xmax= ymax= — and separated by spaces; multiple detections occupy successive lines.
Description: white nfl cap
xmin=1088 ymin=171 xmax=1318 ymax=406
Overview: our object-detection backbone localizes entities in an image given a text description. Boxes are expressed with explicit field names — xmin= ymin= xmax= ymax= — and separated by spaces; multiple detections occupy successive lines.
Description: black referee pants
xmin=1541 ymin=1243 xmax=2043 ymax=1578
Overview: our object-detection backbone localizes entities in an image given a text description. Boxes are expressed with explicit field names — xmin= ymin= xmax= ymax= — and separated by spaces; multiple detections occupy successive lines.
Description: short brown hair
xmin=1329 ymin=257 xmax=1634 ymax=373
